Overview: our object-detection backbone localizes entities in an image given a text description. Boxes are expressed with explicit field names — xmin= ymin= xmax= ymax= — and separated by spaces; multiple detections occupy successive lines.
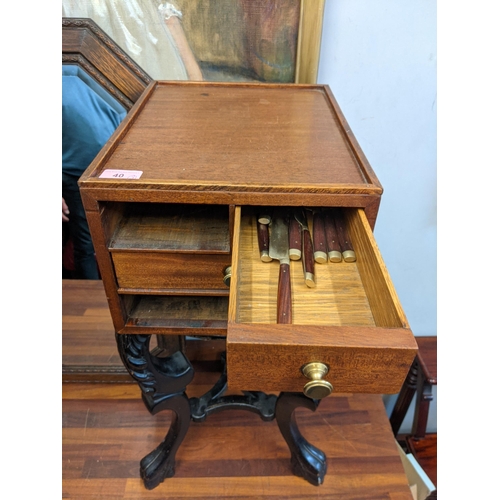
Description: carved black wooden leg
xmin=116 ymin=338 xmax=327 ymax=488
xmin=139 ymin=393 xmax=191 ymax=489
xmin=116 ymin=334 xmax=194 ymax=489
xmin=275 ymin=392 xmax=327 ymax=486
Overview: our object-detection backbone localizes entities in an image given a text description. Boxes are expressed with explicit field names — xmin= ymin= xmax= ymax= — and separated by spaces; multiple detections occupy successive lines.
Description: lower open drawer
xmin=226 ymin=207 xmax=417 ymax=395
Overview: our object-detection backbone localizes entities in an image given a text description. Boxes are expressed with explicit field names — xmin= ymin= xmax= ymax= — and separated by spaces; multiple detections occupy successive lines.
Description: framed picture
xmin=62 ymin=0 xmax=325 ymax=84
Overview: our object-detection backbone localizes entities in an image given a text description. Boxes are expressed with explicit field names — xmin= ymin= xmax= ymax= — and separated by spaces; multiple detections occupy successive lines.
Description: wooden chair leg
xmin=390 ymin=356 xmax=419 ymax=436
xmin=411 ymin=368 xmax=433 ymax=439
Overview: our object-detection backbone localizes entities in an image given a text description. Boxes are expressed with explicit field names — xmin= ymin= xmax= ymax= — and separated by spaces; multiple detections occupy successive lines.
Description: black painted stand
xmin=276 ymin=392 xmax=327 ymax=485
xmin=116 ymin=334 xmax=327 ymax=489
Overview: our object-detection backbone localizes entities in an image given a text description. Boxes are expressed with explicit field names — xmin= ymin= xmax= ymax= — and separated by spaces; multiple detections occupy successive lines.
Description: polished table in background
xmin=62 ymin=279 xmax=413 ymax=499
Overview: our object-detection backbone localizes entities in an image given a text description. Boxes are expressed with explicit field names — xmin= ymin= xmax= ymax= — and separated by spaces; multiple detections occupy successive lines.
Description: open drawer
xmin=226 ymin=206 xmax=417 ymax=396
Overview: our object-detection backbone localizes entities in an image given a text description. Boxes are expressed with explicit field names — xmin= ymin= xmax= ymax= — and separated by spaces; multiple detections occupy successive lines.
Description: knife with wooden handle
xmin=288 ymin=216 xmax=301 ymax=260
xmin=269 ymin=209 xmax=292 ymax=324
xmin=312 ymin=210 xmax=328 ymax=264
xmin=334 ymin=209 xmax=356 ymax=262
xmin=256 ymin=216 xmax=272 ymax=262
xmin=294 ymin=209 xmax=316 ymax=288
xmin=257 ymin=209 xmax=272 ymax=225
xmin=324 ymin=209 xmax=342 ymax=262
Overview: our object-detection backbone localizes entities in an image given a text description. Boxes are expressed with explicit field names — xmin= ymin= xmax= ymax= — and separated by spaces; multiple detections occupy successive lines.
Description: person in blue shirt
xmin=62 ymin=68 xmax=126 ymax=278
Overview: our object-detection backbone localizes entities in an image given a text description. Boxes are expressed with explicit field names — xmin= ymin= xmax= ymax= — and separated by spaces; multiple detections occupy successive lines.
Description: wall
xmin=317 ymin=0 xmax=437 ymax=432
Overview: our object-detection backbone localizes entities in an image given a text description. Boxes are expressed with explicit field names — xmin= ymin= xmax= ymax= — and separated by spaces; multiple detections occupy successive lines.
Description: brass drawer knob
xmin=223 ymin=266 xmax=232 ymax=287
xmin=301 ymin=362 xmax=333 ymax=399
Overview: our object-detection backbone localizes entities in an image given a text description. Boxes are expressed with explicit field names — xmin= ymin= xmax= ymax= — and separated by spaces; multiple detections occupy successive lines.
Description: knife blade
xmin=294 ymin=209 xmax=316 ymax=288
xmin=269 ymin=210 xmax=292 ymax=324
xmin=288 ymin=216 xmax=301 ymax=261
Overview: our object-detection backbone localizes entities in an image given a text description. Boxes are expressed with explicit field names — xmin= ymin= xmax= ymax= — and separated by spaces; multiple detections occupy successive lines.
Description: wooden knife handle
xmin=313 ymin=212 xmax=328 ymax=263
xmin=324 ymin=210 xmax=342 ymax=262
xmin=257 ymin=220 xmax=272 ymax=262
xmin=289 ymin=217 xmax=301 ymax=261
xmin=302 ymin=229 xmax=316 ymax=288
xmin=257 ymin=210 xmax=272 ymax=225
xmin=334 ymin=209 xmax=356 ymax=262
xmin=277 ymin=263 xmax=292 ymax=324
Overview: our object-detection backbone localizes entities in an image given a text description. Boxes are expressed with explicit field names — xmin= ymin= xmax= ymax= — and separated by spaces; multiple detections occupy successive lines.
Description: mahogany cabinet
xmin=79 ymin=81 xmax=417 ymax=488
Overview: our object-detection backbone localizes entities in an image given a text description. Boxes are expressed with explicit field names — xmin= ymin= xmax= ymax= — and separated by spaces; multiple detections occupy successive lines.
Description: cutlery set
xmin=256 ymin=208 xmax=356 ymax=324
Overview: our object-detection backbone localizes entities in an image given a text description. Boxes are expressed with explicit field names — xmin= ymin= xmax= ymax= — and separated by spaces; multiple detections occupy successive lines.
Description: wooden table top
xmin=62 ymin=279 xmax=122 ymax=370
xmin=63 ymin=388 xmax=413 ymax=499
xmin=62 ymin=279 xmax=226 ymax=381
xmin=79 ymin=82 xmax=382 ymax=205
xmin=62 ymin=279 xmax=413 ymax=498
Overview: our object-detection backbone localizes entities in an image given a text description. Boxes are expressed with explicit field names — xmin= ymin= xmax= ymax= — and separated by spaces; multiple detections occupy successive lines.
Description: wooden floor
xmin=63 ymin=280 xmax=417 ymax=499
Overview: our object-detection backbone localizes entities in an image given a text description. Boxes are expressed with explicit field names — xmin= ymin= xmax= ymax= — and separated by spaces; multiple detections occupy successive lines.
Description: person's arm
xmin=159 ymin=3 xmax=203 ymax=81
xmin=165 ymin=16 xmax=203 ymax=81
xmin=62 ymin=197 xmax=70 ymax=222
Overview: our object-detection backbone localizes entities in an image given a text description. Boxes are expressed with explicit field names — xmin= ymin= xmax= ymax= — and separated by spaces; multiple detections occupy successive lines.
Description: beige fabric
xmin=62 ymin=0 xmax=189 ymax=80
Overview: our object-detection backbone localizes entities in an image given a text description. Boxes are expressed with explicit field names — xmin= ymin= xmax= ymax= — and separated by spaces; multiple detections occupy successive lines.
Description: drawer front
xmin=227 ymin=324 xmax=416 ymax=394
xmin=226 ymin=206 xmax=417 ymax=395
xmin=112 ymin=251 xmax=231 ymax=291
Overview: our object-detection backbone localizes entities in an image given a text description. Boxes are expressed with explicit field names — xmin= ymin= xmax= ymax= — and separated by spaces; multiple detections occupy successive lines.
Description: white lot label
xmin=99 ymin=169 xmax=143 ymax=179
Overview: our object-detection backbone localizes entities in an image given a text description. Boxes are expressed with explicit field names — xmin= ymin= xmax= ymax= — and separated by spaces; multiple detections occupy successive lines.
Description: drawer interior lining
xmin=346 ymin=209 xmax=407 ymax=328
xmin=235 ymin=211 xmax=376 ymax=327
xmin=124 ymin=295 xmax=228 ymax=333
xmin=108 ymin=203 xmax=230 ymax=252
